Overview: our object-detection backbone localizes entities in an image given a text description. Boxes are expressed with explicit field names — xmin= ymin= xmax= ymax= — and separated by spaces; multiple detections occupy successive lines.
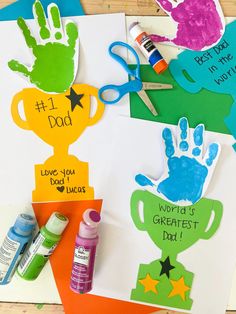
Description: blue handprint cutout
xmin=136 ymin=118 xmax=221 ymax=205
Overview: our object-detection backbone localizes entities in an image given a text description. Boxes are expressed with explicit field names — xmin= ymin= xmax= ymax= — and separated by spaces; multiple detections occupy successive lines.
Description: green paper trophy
xmin=130 ymin=118 xmax=223 ymax=310
xmin=130 ymin=190 xmax=223 ymax=310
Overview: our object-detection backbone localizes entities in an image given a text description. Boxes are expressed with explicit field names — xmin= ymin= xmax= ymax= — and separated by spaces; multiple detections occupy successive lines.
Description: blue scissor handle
xmin=99 ymin=41 xmax=142 ymax=105
xmin=99 ymin=80 xmax=143 ymax=105
xmin=109 ymin=41 xmax=141 ymax=79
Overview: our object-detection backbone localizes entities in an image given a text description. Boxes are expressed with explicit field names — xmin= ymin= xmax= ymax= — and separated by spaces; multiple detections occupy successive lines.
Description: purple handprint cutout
xmin=150 ymin=0 xmax=225 ymax=51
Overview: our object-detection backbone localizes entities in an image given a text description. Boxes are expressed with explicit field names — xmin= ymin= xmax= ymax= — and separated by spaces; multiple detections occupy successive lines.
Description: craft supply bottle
xmin=17 ymin=212 xmax=69 ymax=281
xmin=0 ymin=214 xmax=36 ymax=285
xmin=129 ymin=22 xmax=168 ymax=74
xmin=70 ymin=208 xmax=101 ymax=294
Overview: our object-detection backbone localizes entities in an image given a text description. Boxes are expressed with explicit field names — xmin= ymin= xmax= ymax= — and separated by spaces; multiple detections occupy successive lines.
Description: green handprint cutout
xmin=8 ymin=0 xmax=79 ymax=93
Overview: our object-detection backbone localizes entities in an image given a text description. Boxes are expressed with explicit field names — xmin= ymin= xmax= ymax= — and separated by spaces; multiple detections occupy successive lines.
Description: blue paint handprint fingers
xmin=176 ymin=118 xmax=205 ymax=158
xmin=204 ymin=143 xmax=220 ymax=167
xmin=158 ymin=119 xmax=220 ymax=205
xmin=135 ymin=117 xmax=221 ymax=206
xmin=135 ymin=126 xmax=176 ymax=191
xmin=192 ymin=124 xmax=205 ymax=158
xmin=135 ymin=174 xmax=155 ymax=187
xmin=162 ymin=127 xmax=176 ymax=158
xmin=177 ymin=117 xmax=189 ymax=152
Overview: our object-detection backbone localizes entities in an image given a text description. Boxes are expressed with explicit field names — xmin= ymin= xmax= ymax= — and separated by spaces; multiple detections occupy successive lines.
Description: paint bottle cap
xmin=14 ymin=214 xmax=36 ymax=236
xmin=83 ymin=209 xmax=101 ymax=227
xmin=79 ymin=209 xmax=101 ymax=239
xmin=45 ymin=212 xmax=69 ymax=236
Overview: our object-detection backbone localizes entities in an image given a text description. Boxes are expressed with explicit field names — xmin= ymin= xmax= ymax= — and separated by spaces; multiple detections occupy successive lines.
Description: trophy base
xmin=32 ymin=154 xmax=94 ymax=202
xmin=131 ymin=258 xmax=193 ymax=311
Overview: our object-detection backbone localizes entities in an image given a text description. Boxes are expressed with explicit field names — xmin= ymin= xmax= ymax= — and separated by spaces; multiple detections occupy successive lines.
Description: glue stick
xmin=70 ymin=209 xmax=101 ymax=294
xmin=129 ymin=22 xmax=168 ymax=74
xmin=17 ymin=212 xmax=68 ymax=281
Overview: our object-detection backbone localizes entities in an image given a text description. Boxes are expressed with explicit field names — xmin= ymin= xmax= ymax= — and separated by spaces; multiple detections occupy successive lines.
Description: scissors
xmin=98 ymin=41 xmax=173 ymax=116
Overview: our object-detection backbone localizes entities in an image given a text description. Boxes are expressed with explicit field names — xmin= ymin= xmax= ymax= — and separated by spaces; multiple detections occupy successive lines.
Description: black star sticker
xmin=66 ymin=87 xmax=84 ymax=112
xmin=160 ymin=256 xmax=175 ymax=278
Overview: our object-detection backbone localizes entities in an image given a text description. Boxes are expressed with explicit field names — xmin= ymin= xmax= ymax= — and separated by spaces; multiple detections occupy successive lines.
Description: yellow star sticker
xmin=168 ymin=277 xmax=190 ymax=301
xmin=139 ymin=273 xmax=159 ymax=294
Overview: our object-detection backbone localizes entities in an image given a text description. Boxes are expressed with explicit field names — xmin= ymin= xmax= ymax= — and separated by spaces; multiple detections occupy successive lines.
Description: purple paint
xmin=89 ymin=210 xmax=100 ymax=223
xmin=70 ymin=209 xmax=101 ymax=294
xmin=150 ymin=0 xmax=225 ymax=51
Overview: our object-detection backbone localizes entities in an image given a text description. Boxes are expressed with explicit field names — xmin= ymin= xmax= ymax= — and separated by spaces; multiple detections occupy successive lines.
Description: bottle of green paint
xmin=17 ymin=212 xmax=69 ymax=281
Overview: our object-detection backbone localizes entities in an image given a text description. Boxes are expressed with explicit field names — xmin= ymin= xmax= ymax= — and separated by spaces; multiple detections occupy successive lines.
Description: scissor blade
xmin=142 ymin=82 xmax=173 ymax=90
xmin=137 ymin=90 xmax=158 ymax=116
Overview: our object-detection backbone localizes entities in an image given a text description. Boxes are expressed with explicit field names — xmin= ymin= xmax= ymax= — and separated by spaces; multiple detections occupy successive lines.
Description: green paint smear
xmin=35 ymin=0 xmax=50 ymax=39
xmin=8 ymin=1 xmax=78 ymax=93
xmin=66 ymin=23 xmax=78 ymax=48
xmin=9 ymin=41 xmax=77 ymax=93
xmin=36 ymin=303 xmax=45 ymax=309
xmin=17 ymin=17 xmax=37 ymax=48
xmin=8 ymin=60 xmax=30 ymax=77
xmin=130 ymin=65 xmax=233 ymax=134
xmin=50 ymin=5 xmax=62 ymax=40
xmin=30 ymin=42 xmax=76 ymax=93
xmin=50 ymin=5 xmax=61 ymax=29
xmin=55 ymin=32 xmax=62 ymax=40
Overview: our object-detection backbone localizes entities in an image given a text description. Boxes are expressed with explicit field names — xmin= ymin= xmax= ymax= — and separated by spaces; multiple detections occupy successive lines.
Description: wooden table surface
xmin=0 ymin=302 xmax=235 ymax=314
xmin=0 ymin=0 xmax=235 ymax=16
xmin=0 ymin=0 xmax=235 ymax=313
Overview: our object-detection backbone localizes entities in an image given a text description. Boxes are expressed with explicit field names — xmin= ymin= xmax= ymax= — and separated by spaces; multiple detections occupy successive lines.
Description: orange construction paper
xmin=32 ymin=200 xmax=159 ymax=314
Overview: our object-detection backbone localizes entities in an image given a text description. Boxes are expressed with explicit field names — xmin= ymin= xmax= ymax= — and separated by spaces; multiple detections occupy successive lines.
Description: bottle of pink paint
xmin=70 ymin=209 xmax=101 ymax=294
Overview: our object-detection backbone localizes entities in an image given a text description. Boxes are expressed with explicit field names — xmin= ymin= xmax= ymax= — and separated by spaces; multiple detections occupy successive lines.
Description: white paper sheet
xmin=1 ymin=13 xmax=236 ymax=311
xmin=126 ymin=16 xmax=236 ymax=310
xmin=92 ymin=117 xmax=236 ymax=314
xmin=0 ymin=13 xmax=127 ymax=303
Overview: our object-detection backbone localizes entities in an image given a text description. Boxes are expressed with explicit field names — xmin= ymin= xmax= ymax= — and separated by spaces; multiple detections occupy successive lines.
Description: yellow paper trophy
xmin=11 ymin=84 xmax=104 ymax=202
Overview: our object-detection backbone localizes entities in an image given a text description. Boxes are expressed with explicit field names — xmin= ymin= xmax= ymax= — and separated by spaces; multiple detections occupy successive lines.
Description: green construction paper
xmin=130 ymin=65 xmax=232 ymax=135
xmin=130 ymin=190 xmax=223 ymax=310
xmin=131 ymin=259 xmax=193 ymax=310
xmin=8 ymin=0 xmax=79 ymax=93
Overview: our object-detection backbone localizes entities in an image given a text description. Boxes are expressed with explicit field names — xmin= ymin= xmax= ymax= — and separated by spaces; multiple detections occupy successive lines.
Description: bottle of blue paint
xmin=0 ymin=214 xmax=36 ymax=285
